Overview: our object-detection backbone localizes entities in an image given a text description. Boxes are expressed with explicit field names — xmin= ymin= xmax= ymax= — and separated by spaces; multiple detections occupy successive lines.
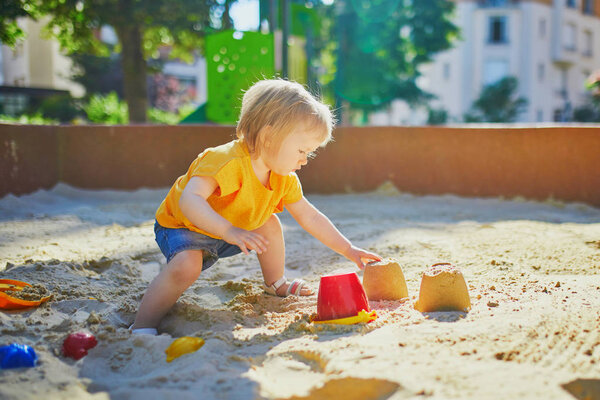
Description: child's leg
xmin=254 ymin=214 xmax=312 ymax=296
xmin=132 ymin=250 xmax=204 ymax=329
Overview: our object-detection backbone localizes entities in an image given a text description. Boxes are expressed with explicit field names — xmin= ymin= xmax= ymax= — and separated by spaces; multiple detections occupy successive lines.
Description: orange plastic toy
xmin=0 ymin=279 xmax=51 ymax=310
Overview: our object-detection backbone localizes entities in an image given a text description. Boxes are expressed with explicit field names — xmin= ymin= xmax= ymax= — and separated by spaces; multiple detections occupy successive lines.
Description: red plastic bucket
xmin=316 ymin=272 xmax=370 ymax=321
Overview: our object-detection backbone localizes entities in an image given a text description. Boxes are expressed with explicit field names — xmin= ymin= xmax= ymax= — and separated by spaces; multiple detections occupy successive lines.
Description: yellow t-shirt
xmin=155 ymin=139 xmax=303 ymax=238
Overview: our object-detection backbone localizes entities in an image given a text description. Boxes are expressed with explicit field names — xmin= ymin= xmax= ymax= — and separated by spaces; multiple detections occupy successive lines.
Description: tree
xmin=464 ymin=76 xmax=528 ymax=123
xmin=3 ymin=0 xmax=224 ymax=122
xmin=572 ymin=70 xmax=600 ymax=122
xmin=313 ymin=0 xmax=459 ymax=118
xmin=427 ymin=107 xmax=448 ymax=125
xmin=0 ymin=0 xmax=38 ymax=46
xmin=70 ymin=52 xmax=124 ymax=98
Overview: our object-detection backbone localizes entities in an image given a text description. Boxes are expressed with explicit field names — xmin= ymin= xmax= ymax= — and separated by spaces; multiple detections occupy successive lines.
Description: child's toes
xmin=299 ymin=286 xmax=314 ymax=296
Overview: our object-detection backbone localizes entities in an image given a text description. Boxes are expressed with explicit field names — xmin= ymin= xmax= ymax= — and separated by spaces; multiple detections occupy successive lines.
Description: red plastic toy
xmin=62 ymin=332 xmax=98 ymax=360
xmin=316 ymin=272 xmax=370 ymax=321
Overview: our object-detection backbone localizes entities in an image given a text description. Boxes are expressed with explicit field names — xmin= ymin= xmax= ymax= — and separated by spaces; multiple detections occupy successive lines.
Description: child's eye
xmin=299 ymin=150 xmax=317 ymax=159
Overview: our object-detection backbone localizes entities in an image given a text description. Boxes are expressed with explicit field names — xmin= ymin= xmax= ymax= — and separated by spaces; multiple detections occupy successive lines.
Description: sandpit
xmin=0 ymin=183 xmax=599 ymax=399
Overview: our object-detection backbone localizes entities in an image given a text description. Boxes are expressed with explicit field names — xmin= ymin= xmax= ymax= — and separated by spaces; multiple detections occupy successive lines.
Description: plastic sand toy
xmin=311 ymin=309 xmax=378 ymax=325
xmin=316 ymin=272 xmax=370 ymax=321
xmin=62 ymin=332 xmax=98 ymax=360
xmin=414 ymin=263 xmax=471 ymax=312
xmin=0 ymin=279 xmax=51 ymax=310
xmin=0 ymin=344 xmax=38 ymax=369
xmin=165 ymin=337 xmax=205 ymax=362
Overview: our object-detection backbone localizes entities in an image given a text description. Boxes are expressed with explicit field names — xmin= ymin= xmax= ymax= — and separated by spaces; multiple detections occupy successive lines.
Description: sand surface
xmin=1 ymin=183 xmax=599 ymax=400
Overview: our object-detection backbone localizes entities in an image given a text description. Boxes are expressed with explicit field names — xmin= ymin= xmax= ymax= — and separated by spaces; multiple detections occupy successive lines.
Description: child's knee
xmin=168 ymin=250 xmax=204 ymax=284
xmin=259 ymin=214 xmax=282 ymax=235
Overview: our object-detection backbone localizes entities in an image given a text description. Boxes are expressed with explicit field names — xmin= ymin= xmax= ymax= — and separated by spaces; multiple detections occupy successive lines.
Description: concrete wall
xmin=1 ymin=124 xmax=599 ymax=207
xmin=1 ymin=124 xmax=60 ymax=196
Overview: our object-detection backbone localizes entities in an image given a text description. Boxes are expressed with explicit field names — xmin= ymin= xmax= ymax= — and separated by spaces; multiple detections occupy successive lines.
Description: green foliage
xmin=148 ymin=104 xmax=196 ymax=125
xmin=0 ymin=0 xmax=39 ymax=46
xmin=584 ymin=71 xmax=600 ymax=93
xmin=572 ymin=73 xmax=600 ymax=122
xmin=427 ymin=107 xmax=448 ymax=125
xmin=38 ymin=94 xmax=81 ymax=122
xmin=80 ymin=92 xmax=195 ymax=125
xmin=70 ymin=53 xmax=124 ymax=98
xmin=316 ymin=0 xmax=459 ymax=114
xmin=572 ymin=103 xmax=600 ymax=122
xmin=147 ymin=108 xmax=179 ymax=125
xmin=0 ymin=113 xmax=57 ymax=125
xmin=34 ymin=0 xmax=219 ymax=59
xmin=82 ymin=92 xmax=128 ymax=125
xmin=464 ymin=77 xmax=528 ymax=123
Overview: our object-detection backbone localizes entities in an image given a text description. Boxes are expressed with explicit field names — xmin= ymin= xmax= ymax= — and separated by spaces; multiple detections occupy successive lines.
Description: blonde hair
xmin=236 ymin=79 xmax=335 ymax=158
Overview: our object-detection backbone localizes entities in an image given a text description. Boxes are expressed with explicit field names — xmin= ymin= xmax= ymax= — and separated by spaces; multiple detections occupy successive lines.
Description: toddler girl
xmin=131 ymin=79 xmax=381 ymax=334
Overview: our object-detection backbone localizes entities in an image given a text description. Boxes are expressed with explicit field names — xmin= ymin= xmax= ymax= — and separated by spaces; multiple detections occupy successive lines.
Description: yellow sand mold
xmin=362 ymin=259 xmax=408 ymax=301
xmin=414 ymin=263 xmax=471 ymax=312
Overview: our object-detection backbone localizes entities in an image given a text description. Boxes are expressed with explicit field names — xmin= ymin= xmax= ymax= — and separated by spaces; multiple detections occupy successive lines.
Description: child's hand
xmin=342 ymin=246 xmax=382 ymax=270
xmin=222 ymin=226 xmax=269 ymax=255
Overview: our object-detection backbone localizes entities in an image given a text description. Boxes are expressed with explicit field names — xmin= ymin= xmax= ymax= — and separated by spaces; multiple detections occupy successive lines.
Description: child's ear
xmin=260 ymin=125 xmax=273 ymax=148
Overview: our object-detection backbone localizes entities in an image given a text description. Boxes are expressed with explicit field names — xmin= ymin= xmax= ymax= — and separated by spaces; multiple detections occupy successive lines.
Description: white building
xmin=0 ymin=18 xmax=85 ymax=115
xmin=370 ymin=0 xmax=600 ymax=124
xmin=0 ymin=18 xmax=84 ymax=96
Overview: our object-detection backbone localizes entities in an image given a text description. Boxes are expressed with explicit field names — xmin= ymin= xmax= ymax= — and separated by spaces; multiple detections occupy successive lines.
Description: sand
xmin=0 ymin=183 xmax=599 ymax=400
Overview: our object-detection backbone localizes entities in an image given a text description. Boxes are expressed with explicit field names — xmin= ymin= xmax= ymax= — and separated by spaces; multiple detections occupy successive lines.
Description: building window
xmin=566 ymin=0 xmax=576 ymax=8
xmin=583 ymin=0 xmax=594 ymax=14
xmin=564 ymin=23 xmax=576 ymax=51
xmin=536 ymin=110 xmax=544 ymax=122
xmin=443 ymin=63 xmax=451 ymax=80
xmin=553 ymin=109 xmax=562 ymax=122
xmin=483 ymin=59 xmax=509 ymax=85
xmin=0 ymin=94 xmax=28 ymax=116
xmin=583 ymin=30 xmax=593 ymax=57
xmin=488 ymin=16 xmax=508 ymax=44
xmin=538 ymin=63 xmax=545 ymax=82
xmin=539 ymin=19 xmax=546 ymax=38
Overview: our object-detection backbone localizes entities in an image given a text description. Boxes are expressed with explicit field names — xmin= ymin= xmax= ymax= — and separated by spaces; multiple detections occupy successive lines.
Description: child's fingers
xmin=360 ymin=251 xmax=382 ymax=261
xmin=246 ymin=235 xmax=268 ymax=254
xmin=250 ymin=233 xmax=269 ymax=252
xmin=353 ymin=249 xmax=382 ymax=269
xmin=237 ymin=241 xmax=250 ymax=255
xmin=243 ymin=234 xmax=268 ymax=254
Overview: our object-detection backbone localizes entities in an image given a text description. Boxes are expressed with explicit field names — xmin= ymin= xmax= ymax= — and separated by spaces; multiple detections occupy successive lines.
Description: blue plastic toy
xmin=0 ymin=344 xmax=38 ymax=369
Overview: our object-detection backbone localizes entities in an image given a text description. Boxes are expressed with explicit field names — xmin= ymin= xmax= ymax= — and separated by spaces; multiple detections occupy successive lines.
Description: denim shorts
xmin=154 ymin=221 xmax=242 ymax=269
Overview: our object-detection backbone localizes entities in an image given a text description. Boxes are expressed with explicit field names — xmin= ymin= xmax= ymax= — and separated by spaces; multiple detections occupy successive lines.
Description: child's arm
xmin=286 ymin=197 xmax=381 ymax=269
xmin=179 ymin=176 xmax=268 ymax=255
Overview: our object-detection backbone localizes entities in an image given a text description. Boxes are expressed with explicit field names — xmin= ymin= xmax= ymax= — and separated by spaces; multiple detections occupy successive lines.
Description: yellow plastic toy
xmin=311 ymin=309 xmax=378 ymax=325
xmin=165 ymin=337 xmax=205 ymax=362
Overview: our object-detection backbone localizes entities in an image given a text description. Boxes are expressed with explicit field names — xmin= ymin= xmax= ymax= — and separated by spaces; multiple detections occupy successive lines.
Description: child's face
xmin=266 ymin=126 xmax=324 ymax=175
